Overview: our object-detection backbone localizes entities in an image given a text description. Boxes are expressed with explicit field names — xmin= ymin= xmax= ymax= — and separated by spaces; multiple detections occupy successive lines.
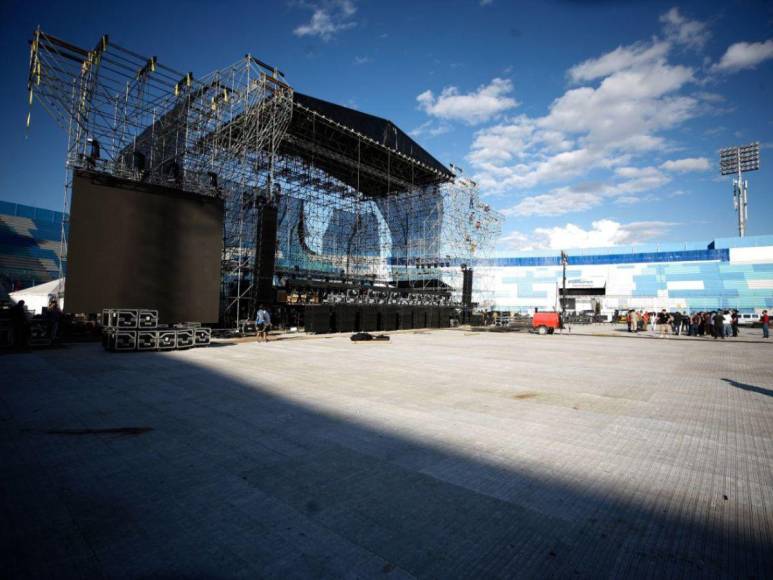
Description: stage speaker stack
xmin=254 ymin=204 xmax=278 ymax=305
xmin=29 ymin=321 xmax=52 ymax=347
xmin=102 ymin=307 xmax=210 ymax=352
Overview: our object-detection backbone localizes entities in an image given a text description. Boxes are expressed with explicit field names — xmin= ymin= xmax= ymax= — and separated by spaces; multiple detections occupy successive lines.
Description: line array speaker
xmin=254 ymin=204 xmax=278 ymax=305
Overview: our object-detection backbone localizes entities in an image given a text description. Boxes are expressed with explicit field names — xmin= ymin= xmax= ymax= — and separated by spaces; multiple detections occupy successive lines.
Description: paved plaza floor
xmin=2 ymin=329 xmax=772 ymax=578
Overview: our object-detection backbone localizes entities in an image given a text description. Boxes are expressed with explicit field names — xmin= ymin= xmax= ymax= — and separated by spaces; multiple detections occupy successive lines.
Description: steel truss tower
xmin=27 ymin=29 xmax=502 ymax=324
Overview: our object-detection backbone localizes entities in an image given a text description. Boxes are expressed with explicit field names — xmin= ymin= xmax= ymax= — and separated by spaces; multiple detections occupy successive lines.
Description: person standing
xmin=731 ymin=310 xmax=739 ymax=338
xmin=762 ymin=310 xmax=769 ymax=339
xmin=723 ymin=310 xmax=732 ymax=338
xmin=657 ymin=309 xmax=668 ymax=338
xmin=672 ymin=311 xmax=681 ymax=336
xmin=47 ymin=299 xmax=62 ymax=343
xmin=713 ymin=310 xmax=725 ymax=340
xmin=10 ymin=299 xmax=30 ymax=349
xmin=255 ymin=305 xmax=272 ymax=343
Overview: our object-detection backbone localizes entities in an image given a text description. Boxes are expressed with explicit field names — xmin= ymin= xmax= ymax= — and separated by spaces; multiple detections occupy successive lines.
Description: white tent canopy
xmin=9 ymin=278 xmax=64 ymax=314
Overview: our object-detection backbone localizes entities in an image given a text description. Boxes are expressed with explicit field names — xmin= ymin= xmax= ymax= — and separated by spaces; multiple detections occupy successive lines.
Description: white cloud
xmin=410 ymin=120 xmax=451 ymax=138
xmin=712 ymin=40 xmax=773 ymax=73
xmin=512 ymin=219 xmax=677 ymax=250
xmin=417 ymin=78 xmax=518 ymax=125
xmin=660 ymin=157 xmax=711 ymax=172
xmin=660 ymin=7 xmax=710 ymax=50
xmin=498 ymin=166 xmax=670 ymax=217
xmin=353 ymin=56 xmax=372 ymax=65
xmin=568 ymin=41 xmax=670 ymax=83
xmin=293 ymin=1 xmax=357 ymax=41
xmin=498 ymin=220 xmax=677 ymax=251
xmin=614 ymin=166 xmax=670 ymax=192
xmin=502 ymin=189 xmax=603 ymax=217
xmin=536 ymin=219 xmax=677 ymax=249
xmin=469 ymin=56 xmax=696 ymax=193
xmin=480 ymin=0 xmax=494 ymax=5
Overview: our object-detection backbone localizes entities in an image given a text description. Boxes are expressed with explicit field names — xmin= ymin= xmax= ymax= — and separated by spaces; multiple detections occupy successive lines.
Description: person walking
xmin=762 ymin=310 xmax=769 ymax=339
xmin=713 ymin=310 xmax=725 ymax=340
xmin=255 ymin=305 xmax=272 ymax=343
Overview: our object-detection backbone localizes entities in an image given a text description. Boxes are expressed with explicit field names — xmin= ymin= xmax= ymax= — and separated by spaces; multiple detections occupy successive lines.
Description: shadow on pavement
xmin=723 ymin=377 xmax=773 ymax=398
xmin=1 ymin=345 xmax=771 ymax=578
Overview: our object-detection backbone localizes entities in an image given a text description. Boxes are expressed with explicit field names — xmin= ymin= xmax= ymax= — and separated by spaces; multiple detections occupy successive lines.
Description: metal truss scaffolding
xmin=27 ymin=28 xmax=502 ymax=324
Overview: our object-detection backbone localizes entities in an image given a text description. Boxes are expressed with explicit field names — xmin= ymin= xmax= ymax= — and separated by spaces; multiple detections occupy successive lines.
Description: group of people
xmin=625 ymin=309 xmax=769 ymax=339
xmin=8 ymin=298 xmax=62 ymax=349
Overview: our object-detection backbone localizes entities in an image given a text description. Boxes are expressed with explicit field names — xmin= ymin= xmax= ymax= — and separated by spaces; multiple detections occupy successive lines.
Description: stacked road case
xmin=102 ymin=309 xmax=210 ymax=352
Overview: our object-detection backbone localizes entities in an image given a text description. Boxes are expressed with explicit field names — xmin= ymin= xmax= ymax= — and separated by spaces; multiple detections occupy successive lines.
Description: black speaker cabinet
xmin=334 ymin=305 xmax=356 ymax=333
xmin=381 ymin=306 xmax=398 ymax=331
xmin=113 ymin=330 xmax=137 ymax=351
xmin=138 ymin=310 xmax=159 ymax=328
xmin=359 ymin=306 xmax=377 ymax=332
xmin=137 ymin=330 xmax=159 ymax=351
xmin=158 ymin=330 xmax=177 ymax=350
xmin=305 ymin=305 xmax=331 ymax=334
xmin=429 ymin=308 xmax=440 ymax=328
xmin=176 ymin=328 xmax=194 ymax=349
xmin=194 ymin=328 xmax=211 ymax=346
xmin=398 ymin=307 xmax=413 ymax=330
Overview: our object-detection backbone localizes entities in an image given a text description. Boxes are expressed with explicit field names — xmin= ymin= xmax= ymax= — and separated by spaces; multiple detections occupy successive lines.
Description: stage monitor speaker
xmin=67 ymin=170 xmax=223 ymax=323
xmin=254 ymin=204 xmax=278 ymax=305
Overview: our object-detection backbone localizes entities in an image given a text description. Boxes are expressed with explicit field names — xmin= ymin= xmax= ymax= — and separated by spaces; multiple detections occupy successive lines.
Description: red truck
xmin=532 ymin=311 xmax=561 ymax=335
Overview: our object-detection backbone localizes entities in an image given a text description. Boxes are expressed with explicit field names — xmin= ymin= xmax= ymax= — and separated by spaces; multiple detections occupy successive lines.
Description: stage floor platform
xmin=2 ymin=330 xmax=772 ymax=578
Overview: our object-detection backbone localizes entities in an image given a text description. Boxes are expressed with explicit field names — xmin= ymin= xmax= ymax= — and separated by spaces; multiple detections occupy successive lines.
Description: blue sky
xmin=1 ymin=0 xmax=772 ymax=251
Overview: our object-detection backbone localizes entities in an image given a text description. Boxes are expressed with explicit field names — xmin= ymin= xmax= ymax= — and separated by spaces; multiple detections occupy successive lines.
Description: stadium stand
xmin=0 ymin=200 xmax=65 ymax=295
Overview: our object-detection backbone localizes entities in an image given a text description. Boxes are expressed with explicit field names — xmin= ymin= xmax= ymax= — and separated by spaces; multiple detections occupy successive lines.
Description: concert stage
xmin=27 ymin=29 xmax=501 ymax=331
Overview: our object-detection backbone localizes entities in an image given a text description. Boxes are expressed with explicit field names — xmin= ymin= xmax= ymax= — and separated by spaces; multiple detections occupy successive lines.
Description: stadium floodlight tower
xmin=720 ymin=142 xmax=760 ymax=237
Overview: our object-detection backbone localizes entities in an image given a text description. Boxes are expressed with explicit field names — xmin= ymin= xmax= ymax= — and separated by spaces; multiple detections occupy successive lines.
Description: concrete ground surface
xmin=1 ymin=330 xmax=772 ymax=579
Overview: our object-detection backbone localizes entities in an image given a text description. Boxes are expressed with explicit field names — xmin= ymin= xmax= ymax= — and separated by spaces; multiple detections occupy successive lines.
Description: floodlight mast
xmin=719 ymin=142 xmax=759 ymax=237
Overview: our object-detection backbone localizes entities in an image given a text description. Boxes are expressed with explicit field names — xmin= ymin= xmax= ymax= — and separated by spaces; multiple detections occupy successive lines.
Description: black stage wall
xmin=66 ymin=170 xmax=224 ymax=323
xmin=304 ymin=305 xmax=454 ymax=334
